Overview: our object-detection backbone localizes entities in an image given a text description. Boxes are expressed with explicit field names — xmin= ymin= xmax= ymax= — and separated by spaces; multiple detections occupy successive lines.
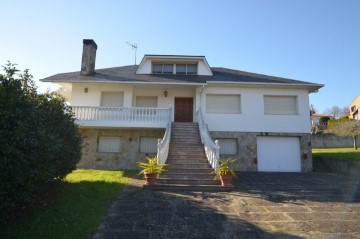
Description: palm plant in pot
xmin=137 ymin=156 xmax=168 ymax=185
xmin=214 ymin=158 xmax=236 ymax=186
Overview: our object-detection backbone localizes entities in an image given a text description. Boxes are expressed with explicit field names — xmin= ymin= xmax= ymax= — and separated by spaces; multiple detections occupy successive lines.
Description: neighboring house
xmin=349 ymin=95 xmax=360 ymax=120
xmin=310 ymin=113 xmax=334 ymax=133
xmin=41 ymin=39 xmax=323 ymax=173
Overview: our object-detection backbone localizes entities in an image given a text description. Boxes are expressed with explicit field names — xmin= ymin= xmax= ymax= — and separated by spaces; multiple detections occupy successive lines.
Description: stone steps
xmin=147 ymin=122 xmax=229 ymax=191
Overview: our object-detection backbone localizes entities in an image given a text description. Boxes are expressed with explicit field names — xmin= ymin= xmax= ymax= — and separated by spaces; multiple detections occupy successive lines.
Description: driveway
xmin=94 ymin=172 xmax=360 ymax=239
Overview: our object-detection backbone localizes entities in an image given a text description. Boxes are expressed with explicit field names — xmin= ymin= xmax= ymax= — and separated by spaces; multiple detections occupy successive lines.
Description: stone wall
xmin=322 ymin=157 xmax=360 ymax=178
xmin=210 ymin=132 xmax=312 ymax=172
xmin=311 ymin=134 xmax=359 ymax=148
xmin=78 ymin=128 xmax=165 ymax=170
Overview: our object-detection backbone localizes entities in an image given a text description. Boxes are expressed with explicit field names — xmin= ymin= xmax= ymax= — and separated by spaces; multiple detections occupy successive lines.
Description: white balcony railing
xmin=196 ymin=108 xmax=220 ymax=173
xmin=72 ymin=106 xmax=171 ymax=123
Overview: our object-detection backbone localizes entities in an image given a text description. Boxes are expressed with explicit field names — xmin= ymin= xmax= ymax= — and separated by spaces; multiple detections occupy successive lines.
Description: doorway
xmin=174 ymin=98 xmax=193 ymax=122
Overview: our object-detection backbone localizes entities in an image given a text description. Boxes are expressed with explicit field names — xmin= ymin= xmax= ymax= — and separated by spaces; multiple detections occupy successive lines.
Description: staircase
xmin=146 ymin=122 xmax=233 ymax=191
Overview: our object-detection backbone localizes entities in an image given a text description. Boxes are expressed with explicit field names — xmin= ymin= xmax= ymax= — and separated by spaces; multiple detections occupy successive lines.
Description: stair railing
xmin=157 ymin=106 xmax=172 ymax=165
xmin=196 ymin=108 xmax=220 ymax=173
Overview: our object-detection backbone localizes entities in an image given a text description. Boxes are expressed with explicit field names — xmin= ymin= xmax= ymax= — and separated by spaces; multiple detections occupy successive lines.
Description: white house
xmin=42 ymin=39 xmax=323 ymax=173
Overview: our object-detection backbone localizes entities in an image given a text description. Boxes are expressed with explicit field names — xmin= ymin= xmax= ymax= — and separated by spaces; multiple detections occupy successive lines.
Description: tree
xmin=329 ymin=120 xmax=360 ymax=149
xmin=0 ymin=62 xmax=82 ymax=221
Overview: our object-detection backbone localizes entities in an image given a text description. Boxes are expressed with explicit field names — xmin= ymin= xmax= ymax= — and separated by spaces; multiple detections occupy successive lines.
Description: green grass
xmin=312 ymin=148 xmax=360 ymax=162
xmin=1 ymin=169 xmax=136 ymax=239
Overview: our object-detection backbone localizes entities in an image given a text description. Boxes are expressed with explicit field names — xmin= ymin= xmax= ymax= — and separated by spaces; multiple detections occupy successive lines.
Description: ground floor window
xmin=98 ymin=136 xmax=121 ymax=153
xmin=215 ymin=138 xmax=238 ymax=155
xmin=140 ymin=137 xmax=158 ymax=153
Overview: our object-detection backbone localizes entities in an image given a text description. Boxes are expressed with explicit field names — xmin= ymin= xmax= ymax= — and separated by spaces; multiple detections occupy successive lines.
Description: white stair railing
xmin=196 ymin=108 xmax=220 ymax=173
xmin=157 ymin=107 xmax=172 ymax=165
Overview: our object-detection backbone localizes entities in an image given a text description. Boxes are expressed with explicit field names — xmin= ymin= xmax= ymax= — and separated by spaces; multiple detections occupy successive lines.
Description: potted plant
xmin=214 ymin=158 xmax=236 ymax=186
xmin=137 ymin=156 xmax=168 ymax=185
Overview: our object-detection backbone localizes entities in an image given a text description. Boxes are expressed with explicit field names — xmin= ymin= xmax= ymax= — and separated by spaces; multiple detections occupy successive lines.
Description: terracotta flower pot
xmin=220 ymin=174 xmax=233 ymax=186
xmin=144 ymin=172 xmax=158 ymax=185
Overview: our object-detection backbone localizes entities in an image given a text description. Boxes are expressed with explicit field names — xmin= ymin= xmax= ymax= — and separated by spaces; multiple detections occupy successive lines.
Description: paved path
xmin=94 ymin=172 xmax=360 ymax=239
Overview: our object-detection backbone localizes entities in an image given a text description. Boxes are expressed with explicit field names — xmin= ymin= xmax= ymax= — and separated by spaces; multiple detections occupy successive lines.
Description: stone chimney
xmin=81 ymin=39 xmax=97 ymax=75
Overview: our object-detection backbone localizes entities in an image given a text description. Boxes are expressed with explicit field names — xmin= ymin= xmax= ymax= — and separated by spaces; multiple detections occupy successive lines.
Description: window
xmin=101 ymin=92 xmax=124 ymax=107
xmin=216 ymin=139 xmax=237 ymax=155
xmin=140 ymin=137 xmax=158 ymax=153
xmin=264 ymin=96 xmax=297 ymax=115
xmin=176 ymin=64 xmax=186 ymax=74
xmin=98 ymin=136 xmax=121 ymax=153
xmin=351 ymin=106 xmax=356 ymax=112
xmin=206 ymin=94 xmax=241 ymax=114
xmin=136 ymin=96 xmax=157 ymax=108
xmin=152 ymin=63 xmax=197 ymax=74
xmin=176 ymin=64 xmax=197 ymax=75
xmin=186 ymin=64 xmax=197 ymax=74
xmin=152 ymin=64 xmax=173 ymax=74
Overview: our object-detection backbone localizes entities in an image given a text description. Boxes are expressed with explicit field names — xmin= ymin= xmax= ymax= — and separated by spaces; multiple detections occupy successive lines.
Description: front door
xmin=174 ymin=98 xmax=193 ymax=122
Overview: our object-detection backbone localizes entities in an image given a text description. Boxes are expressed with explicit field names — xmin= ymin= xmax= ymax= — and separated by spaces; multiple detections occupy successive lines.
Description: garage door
xmin=257 ymin=136 xmax=301 ymax=172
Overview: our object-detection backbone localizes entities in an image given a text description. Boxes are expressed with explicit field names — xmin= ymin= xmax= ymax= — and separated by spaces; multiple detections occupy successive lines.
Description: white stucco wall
xmin=70 ymin=83 xmax=311 ymax=133
xmin=200 ymin=86 xmax=311 ymax=133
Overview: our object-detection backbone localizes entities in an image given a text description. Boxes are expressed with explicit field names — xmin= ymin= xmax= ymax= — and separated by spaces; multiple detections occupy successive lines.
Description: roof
xmin=311 ymin=114 xmax=334 ymax=118
xmin=41 ymin=65 xmax=323 ymax=92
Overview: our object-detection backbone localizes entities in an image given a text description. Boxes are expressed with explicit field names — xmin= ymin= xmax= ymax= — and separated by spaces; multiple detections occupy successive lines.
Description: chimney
xmin=81 ymin=39 xmax=97 ymax=75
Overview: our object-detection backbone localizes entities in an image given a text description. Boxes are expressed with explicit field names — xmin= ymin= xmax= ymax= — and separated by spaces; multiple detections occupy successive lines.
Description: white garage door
xmin=257 ymin=137 xmax=301 ymax=172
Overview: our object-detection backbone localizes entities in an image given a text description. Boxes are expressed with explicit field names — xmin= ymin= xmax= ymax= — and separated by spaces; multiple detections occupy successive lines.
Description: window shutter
xmin=98 ymin=136 xmax=121 ymax=153
xmin=216 ymin=139 xmax=237 ymax=155
xmin=264 ymin=96 xmax=297 ymax=115
xmin=187 ymin=64 xmax=197 ymax=74
xmin=206 ymin=94 xmax=241 ymax=114
xmin=136 ymin=96 xmax=158 ymax=108
xmin=176 ymin=64 xmax=186 ymax=74
xmin=140 ymin=137 xmax=158 ymax=153
xmin=101 ymin=92 xmax=124 ymax=107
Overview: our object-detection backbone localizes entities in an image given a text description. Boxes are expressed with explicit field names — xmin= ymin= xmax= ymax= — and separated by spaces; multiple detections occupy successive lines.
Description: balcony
xmin=72 ymin=106 xmax=172 ymax=128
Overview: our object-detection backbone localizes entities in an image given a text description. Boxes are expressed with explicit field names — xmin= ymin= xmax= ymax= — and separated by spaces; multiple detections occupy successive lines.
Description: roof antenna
xmin=126 ymin=42 xmax=137 ymax=65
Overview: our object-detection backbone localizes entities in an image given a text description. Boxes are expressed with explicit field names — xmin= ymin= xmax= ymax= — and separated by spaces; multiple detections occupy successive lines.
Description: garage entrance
xmin=257 ymin=136 xmax=301 ymax=172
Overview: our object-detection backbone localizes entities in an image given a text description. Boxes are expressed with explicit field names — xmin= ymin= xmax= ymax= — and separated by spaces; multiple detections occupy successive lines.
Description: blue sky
xmin=1 ymin=0 xmax=359 ymax=113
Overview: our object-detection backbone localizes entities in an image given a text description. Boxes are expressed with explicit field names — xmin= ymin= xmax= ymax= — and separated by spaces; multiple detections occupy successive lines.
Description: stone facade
xmin=78 ymin=128 xmax=165 ymax=170
xmin=210 ymin=131 xmax=312 ymax=172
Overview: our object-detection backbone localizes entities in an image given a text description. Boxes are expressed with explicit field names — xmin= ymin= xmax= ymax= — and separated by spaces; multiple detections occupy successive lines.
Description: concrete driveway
xmin=94 ymin=172 xmax=360 ymax=239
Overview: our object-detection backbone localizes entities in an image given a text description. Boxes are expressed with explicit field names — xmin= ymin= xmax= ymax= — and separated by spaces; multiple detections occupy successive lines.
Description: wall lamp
xmin=164 ymin=90 xmax=168 ymax=97
xmin=84 ymin=87 xmax=89 ymax=93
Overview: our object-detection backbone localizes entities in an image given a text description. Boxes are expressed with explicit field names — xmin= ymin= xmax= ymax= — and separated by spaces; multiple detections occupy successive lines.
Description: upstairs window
xmin=206 ymin=94 xmax=241 ymax=114
xmin=101 ymin=92 xmax=124 ymax=107
xmin=152 ymin=64 xmax=173 ymax=74
xmin=264 ymin=95 xmax=298 ymax=115
xmin=176 ymin=64 xmax=197 ymax=75
xmin=351 ymin=106 xmax=356 ymax=112
xmin=152 ymin=63 xmax=197 ymax=74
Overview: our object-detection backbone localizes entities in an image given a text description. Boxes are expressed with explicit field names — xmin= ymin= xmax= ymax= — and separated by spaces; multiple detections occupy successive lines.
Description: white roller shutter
xmin=257 ymin=136 xmax=301 ymax=172
xmin=206 ymin=94 xmax=241 ymax=114
xmin=264 ymin=96 xmax=297 ymax=115
xmin=216 ymin=139 xmax=237 ymax=155
xmin=101 ymin=92 xmax=124 ymax=107
xmin=98 ymin=136 xmax=121 ymax=153
xmin=136 ymin=96 xmax=158 ymax=108
xmin=140 ymin=137 xmax=158 ymax=153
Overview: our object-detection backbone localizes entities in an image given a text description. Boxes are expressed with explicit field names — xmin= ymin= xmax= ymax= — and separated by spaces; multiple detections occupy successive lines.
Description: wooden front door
xmin=174 ymin=98 xmax=193 ymax=122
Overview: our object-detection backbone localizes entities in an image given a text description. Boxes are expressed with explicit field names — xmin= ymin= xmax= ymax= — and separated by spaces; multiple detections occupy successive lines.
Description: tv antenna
xmin=126 ymin=42 xmax=137 ymax=65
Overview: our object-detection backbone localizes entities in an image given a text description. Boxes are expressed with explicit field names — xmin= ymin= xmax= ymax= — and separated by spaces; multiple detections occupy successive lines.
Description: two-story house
xmin=350 ymin=95 xmax=360 ymax=120
xmin=42 ymin=39 xmax=323 ymax=175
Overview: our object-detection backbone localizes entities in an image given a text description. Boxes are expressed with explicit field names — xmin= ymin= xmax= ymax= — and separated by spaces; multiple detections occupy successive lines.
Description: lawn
xmin=312 ymin=148 xmax=360 ymax=162
xmin=1 ymin=169 xmax=136 ymax=239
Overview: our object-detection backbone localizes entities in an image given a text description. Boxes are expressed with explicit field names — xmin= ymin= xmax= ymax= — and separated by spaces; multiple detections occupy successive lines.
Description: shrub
xmin=0 ymin=62 xmax=82 ymax=222
xmin=327 ymin=117 xmax=350 ymax=130
xmin=319 ymin=116 xmax=330 ymax=123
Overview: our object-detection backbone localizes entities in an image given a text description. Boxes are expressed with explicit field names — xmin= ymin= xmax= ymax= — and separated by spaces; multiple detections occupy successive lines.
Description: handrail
xmin=196 ymin=108 xmax=220 ymax=173
xmin=157 ymin=107 xmax=172 ymax=165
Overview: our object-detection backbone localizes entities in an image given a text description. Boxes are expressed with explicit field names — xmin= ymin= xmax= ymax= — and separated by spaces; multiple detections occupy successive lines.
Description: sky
xmin=1 ymin=0 xmax=359 ymax=113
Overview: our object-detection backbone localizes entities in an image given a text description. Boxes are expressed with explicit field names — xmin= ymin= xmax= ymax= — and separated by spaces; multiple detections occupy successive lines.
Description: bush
xmin=319 ymin=116 xmax=330 ymax=123
xmin=0 ymin=62 xmax=82 ymax=222
xmin=327 ymin=117 xmax=350 ymax=130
